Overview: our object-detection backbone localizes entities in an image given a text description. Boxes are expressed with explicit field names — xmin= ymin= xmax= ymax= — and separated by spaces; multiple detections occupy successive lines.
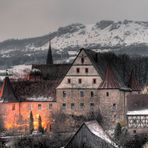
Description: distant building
xmin=0 ymin=76 xmax=58 ymax=133
xmin=0 ymin=40 xmax=143 ymax=133
xmin=65 ymin=120 xmax=118 ymax=148
xmin=126 ymin=94 xmax=148 ymax=134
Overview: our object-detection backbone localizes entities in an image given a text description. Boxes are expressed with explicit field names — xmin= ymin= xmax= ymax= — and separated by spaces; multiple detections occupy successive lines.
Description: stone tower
xmin=46 ymin=40 xmax=53 ymax=65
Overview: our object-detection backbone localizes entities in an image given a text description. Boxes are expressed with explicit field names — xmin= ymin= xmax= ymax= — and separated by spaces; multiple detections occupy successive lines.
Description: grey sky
xmin=0 ymin=0 xmax=148 ymax=41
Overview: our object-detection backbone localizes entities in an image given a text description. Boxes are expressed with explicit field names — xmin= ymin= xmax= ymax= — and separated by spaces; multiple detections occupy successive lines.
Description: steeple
xmin=0 ymin=76 xmax=18 ymax=102
xmin=46 ymin=40 xmax=53 ymax=65
xmin=99 ymin=65 xmax=120 ymax=89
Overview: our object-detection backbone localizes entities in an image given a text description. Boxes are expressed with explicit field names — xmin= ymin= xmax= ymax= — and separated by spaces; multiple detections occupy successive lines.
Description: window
xmin=49 ymin=104 xmax=52 ymax=109
xmin=81 ymin=57 xmax=84 ymax=64
xmin=93 ymin=79 xmax=96 ymax=84
xmin=38 ymin=104 xmax=42 ymax=110
xmin=133 ymin=130 xmax=136 ymax=134
xmin=63 ymin=91 xmax=66 ymax=98
xmin=78 ymin=78 xmax=82 ymax=84
xmin=71 ymin=103 xmax=75 ymax=110
xmin=67 ymin=78 xmax=71 ymax=84
xmin=90 ymin=103 xmax=94 ymax=110
xmin=112 ymin=103 xmax=116 ymax=111
xmin=62 ymin=103 xmax=66 ymax=110
xmin=85 ymin=68 xmax=88 ymax=73
xmin=80 ymin=103 xmax=84 ymax=110
xmin=80 ymin=91 xmax=84 ymax=97
xmin=90 ymin=91 xmax=94 ymax=97
xmin=29 ymin=104 xmax=33 ymax=111
xmin=106 ymin=92 xmax=109 ymax=96
xmin=76 ymin=68 xmax=80 ymax=73
xmin=12 ymin=104 xmax=15 ymax=110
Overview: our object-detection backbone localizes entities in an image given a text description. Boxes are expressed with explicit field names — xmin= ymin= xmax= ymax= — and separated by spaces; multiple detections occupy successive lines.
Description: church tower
xmin=46 ymin=40 xmax=53 ymax=65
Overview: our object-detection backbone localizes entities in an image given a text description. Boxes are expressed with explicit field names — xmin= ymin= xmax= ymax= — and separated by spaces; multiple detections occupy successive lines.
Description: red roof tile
xmin=99 ymin=65 xmax=120 ymax=89
xmin=127 ymin=70 xmax=141 ymax=91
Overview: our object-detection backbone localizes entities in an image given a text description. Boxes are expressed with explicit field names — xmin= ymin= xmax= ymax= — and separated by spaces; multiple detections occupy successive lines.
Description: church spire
xmin=46 ymin=40 xmax=53 ymax=65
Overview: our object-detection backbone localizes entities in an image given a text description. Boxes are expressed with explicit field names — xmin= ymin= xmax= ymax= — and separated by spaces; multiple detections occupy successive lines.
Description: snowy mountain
xmin=1 ymin=20 xmax=148 ymax=68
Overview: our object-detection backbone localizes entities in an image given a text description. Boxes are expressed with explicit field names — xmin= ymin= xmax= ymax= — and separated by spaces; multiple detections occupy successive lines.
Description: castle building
xmin=0 ymin=40 xmax=143 ymax=133
xmin=56 ymin=48 xmax=141 ymax=127
xmin=0 ymin=76 xmax=57 ymax=133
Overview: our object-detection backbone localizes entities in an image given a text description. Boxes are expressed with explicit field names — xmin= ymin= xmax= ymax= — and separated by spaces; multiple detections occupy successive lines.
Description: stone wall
xmin=56 ymin=89 xmax=100 ymax=116
xmin=98 ymin=89 xmax=126 ymax=128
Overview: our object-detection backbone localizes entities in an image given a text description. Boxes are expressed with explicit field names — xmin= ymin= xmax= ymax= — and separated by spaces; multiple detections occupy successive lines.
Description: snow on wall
xmin=127 ymin=109 xmax=148 ymax=115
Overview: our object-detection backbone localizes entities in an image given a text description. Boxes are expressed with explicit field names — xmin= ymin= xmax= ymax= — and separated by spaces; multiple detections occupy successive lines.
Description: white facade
xmin=57 ymin=49 xmax=102 ymax=89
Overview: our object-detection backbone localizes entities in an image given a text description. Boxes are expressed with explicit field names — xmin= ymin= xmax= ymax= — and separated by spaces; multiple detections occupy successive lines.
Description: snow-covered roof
xmin=127 ymin=109 xmax=148 ymax=115
xmin=26 ymin=96 xmax=54 ymax=102
xmin=31 ymin=68 xmax=41 ymax=72
xmin=85 ymin=121 xmax=118 ymax=148
xmin=67 ymin=51 xmax=78 ymax=56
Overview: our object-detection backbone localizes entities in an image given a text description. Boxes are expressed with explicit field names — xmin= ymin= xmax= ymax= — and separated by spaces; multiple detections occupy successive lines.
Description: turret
xmin=99 ymin=65 xmax=120 ymax=89
xmin=0 ymin=76 xmax=18 ymax=102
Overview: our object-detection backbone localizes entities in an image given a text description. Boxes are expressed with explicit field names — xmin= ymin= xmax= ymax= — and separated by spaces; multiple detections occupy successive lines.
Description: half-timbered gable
xmin=127 ymin=94 xmax=148 ymax=134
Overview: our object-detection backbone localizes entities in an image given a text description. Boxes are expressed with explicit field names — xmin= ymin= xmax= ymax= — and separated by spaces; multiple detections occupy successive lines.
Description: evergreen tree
xmin=38 ymin=115 xmax=44 ymax=133
xmin=114 ymin=122 xmax=122 ymax=142
xmin=29 ymin=111 xmax=34 ymax=134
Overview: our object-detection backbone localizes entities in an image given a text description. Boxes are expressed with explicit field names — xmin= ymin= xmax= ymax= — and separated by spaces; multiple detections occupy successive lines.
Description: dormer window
xmin=81 ymin=57 xmax=84 ymax=64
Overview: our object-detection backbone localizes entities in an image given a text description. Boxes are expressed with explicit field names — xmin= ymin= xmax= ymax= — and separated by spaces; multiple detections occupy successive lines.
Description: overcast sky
xmin=1 ymin=0 xmax=148 ymax=41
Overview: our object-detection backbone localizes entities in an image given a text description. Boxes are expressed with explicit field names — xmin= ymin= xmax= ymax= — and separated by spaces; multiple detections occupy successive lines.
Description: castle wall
xmin=98 ymin=89 xmax=127 ymax=128
xmin=56 ymin=89 xmax=100 ymax=116
xmin=0 ymin=101 xmax=57 ymax=133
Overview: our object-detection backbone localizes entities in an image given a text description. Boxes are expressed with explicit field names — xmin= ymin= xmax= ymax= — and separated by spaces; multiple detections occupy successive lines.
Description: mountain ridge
xmin=1 ymin=20 xmax=148 ymax=68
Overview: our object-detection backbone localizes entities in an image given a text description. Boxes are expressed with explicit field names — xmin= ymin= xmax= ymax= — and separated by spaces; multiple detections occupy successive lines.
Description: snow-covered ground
xmin=0 ymin=65 xmax=32 ymax=80
xmin=1 ymin=20 xmax=148 ymax=58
